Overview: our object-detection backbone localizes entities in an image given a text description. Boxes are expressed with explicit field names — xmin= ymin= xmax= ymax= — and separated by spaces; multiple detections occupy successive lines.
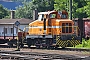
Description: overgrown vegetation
xmin=75 ymin=38 xmax=90 ymax=48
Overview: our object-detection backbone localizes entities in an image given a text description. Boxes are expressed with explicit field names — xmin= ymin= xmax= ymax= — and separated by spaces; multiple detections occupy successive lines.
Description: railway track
xmin=59 ymin=47 xmax=90 ymax=52
xmin=0 ymin=50 xmax=89 ymax=60
xmin=0 ymin=44 xmax=90 ymax=52
xmin=0 ymin=44 xmax=90 ymax=60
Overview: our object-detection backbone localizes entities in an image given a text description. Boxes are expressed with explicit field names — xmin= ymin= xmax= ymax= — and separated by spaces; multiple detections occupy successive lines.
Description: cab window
xmin=49 ymin=14 xmax=56 ymax=18
xmin=38 ymin=14 xmax=44 ymax=21
xmin=61 ymin=14 xmax=67 ymax=19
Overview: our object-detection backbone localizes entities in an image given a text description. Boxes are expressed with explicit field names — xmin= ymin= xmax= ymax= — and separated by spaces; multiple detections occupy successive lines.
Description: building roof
xmin=0 ymin=18 xmax=34 ymax=25
xmin=0 ymin=1 xmax=23 ymax=10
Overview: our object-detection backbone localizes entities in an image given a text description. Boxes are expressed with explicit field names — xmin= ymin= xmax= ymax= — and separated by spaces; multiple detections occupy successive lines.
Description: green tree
xmin=15 ymin=2 xmax=33 ymax=19
xmin=15 ymin=0 xmax=54 ymax=19
xmin=54 ymin=0 xmax=89 ymax=18
xmin=84 ymin=1 xmax=90 ymax=18
xmin=54 ymin=0 xmax=68 ymax=11
xmin=32 ymin=0 xmax=54 ymax=12
xmin=0 ymin=4 xmax=9 ymax=19
xmin=73 ymin=0 xmax=88 ymax=18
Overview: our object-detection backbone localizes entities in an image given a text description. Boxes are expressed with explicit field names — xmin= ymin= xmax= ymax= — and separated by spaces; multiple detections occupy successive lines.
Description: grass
xmin=75 ymin=38 xmax=90 ymax=49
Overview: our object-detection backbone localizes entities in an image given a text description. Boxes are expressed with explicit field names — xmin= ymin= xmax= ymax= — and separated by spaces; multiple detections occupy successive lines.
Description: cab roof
xmin=38 ymin=11 xmax=57 ymax=15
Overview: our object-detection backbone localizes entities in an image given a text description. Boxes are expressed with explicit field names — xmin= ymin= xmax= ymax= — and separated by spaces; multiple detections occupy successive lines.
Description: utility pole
xmin=69 ymin=0 xmax=72 ymax=20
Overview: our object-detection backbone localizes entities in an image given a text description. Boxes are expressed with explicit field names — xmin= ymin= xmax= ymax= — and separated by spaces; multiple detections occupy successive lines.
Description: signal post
xmin=15 ymin=21 xmax=20 ymax=51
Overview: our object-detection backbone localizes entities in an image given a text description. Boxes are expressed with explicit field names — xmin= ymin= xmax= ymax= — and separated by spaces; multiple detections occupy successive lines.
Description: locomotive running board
xmin=26 ymin=35 xmax=53 ymax=39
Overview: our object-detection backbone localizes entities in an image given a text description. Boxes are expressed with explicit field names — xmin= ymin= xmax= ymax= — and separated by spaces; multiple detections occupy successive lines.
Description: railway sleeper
xmin=0 ymin=56 xmax=10 ymax=59
xmin=0 ymin=56 xmax=20 ymax=59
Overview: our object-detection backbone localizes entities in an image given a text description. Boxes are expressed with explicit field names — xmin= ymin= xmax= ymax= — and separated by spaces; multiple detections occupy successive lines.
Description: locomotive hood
xmin=56 ymin=19 xmax=74 ymax=25
xmin=56 ymin=19 xmax=73 ymax=22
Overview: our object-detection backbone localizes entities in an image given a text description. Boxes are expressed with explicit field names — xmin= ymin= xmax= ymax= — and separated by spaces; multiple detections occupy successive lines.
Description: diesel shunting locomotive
xmin=18 ymin=10 xmax=82 ymax=48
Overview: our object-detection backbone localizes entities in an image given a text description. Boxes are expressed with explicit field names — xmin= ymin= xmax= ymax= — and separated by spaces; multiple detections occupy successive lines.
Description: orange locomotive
xmin=24 ymin=10 xmax=81 ymax=48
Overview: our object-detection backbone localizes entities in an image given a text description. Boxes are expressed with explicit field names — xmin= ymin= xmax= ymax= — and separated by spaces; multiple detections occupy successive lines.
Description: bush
xmin=75 ymin=38 xmax=90 ymax=48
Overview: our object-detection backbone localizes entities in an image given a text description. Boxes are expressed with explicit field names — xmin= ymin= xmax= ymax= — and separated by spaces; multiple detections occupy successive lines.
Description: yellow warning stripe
xmin=56 ymin=36 xmax=81 ymax=47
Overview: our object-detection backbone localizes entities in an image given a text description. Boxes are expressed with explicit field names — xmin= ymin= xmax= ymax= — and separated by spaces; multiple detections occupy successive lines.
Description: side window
xmin=38 ymin=14 xmax=44 ymax=21
xmin=3 ymin=28 xmax=7 ymax=34
xmin=58 ymin=11 xmax=67 ymax=19
xmin=61 ymin=14 xmax=67 ymax=19
xmin=11 ymin=28 xmax=13 ymax=34
xmin=49 ymin=14 xmax=56 ymax=18
xmin=38 ymin=15 xmax=42 ymax=21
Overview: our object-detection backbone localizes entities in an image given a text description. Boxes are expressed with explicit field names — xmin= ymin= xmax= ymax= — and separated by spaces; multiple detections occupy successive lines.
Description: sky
xmin=0 ymin=1 xmax=23 ymax=10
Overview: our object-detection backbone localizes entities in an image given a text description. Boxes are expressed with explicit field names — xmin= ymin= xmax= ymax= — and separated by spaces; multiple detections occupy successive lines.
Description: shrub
xmin=75 ymin=38 xmax=90 ymax=48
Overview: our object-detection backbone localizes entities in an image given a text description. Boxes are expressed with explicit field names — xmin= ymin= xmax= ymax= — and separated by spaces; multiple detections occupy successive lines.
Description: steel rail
xmin=0 ymin=50 xmax=89 ymax=60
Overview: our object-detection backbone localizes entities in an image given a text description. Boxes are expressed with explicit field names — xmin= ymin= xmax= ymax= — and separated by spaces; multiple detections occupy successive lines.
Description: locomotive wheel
xmin=46 ymin=46 xmax=51 ymax=49
xmin=48 ymin=46 xmax=58 ymax=50
xmin=27 ymin=38 xmax=31 ymax=48
xmin=9 ymin=44 xmax=13 ymax=47
xmin=7 ymin=42 xmax=13 ymax=48
xmin=27 ymin=44 xmax=31 ymax=48
xmin=20 ymin=44 xmax=24 ymax=48
xmin=36 ymin=45 xmax=40 ymax=49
